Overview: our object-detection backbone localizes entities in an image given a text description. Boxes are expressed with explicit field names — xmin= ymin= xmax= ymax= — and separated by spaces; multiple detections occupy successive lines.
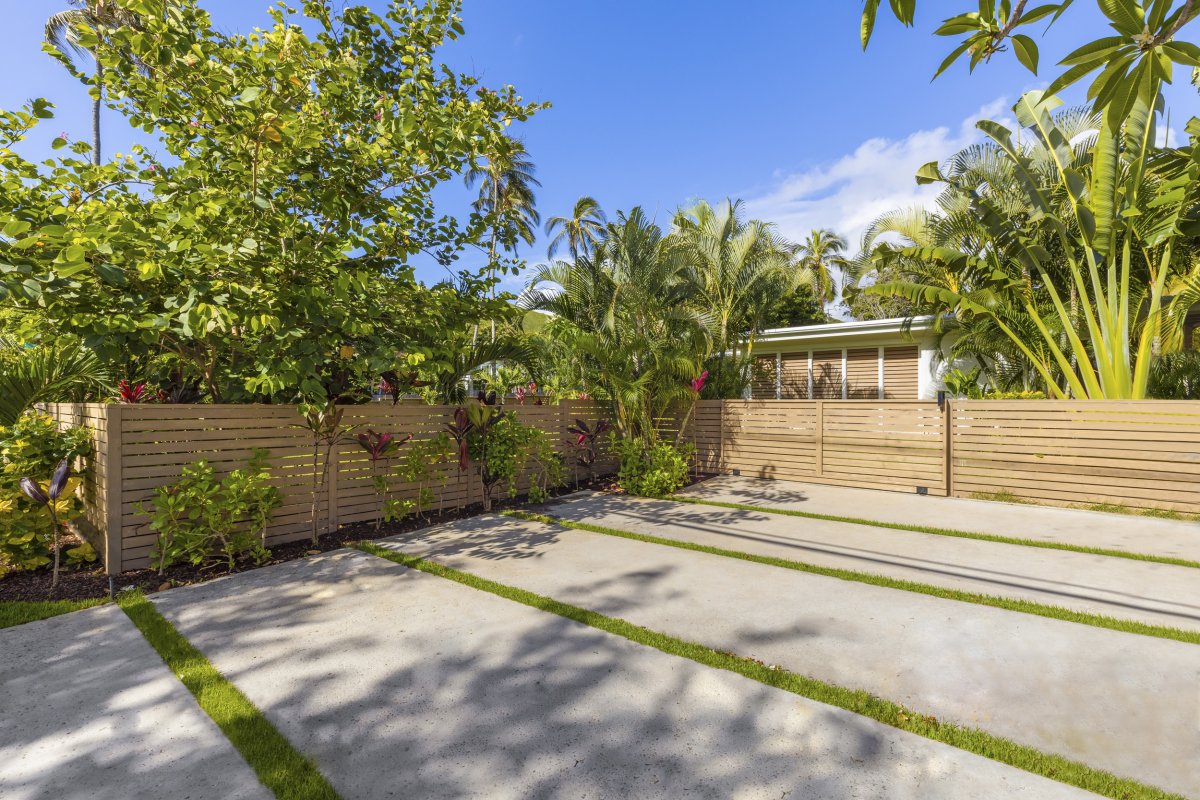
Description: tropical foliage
xmin=853 ymin=0 xmax=1200 ymax=399
xmin=6 ymin=0 xmax=543 ymax=404
xmin=0 ymin=412 xmax=94 ymax=579
xmin=523 ymin=199 xmax=827 ymax=440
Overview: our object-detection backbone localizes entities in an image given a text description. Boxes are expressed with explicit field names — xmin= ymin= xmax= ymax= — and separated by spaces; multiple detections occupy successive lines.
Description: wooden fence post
xmin=718 ymin=400 xmax=726 ymax=474
xmin=103 ymin=403 xmax=124 ymax=575
xmin=943 ymin=398 xmax=954 ymax=498
xmin=815 ymin=400 xmax=824 ymax=477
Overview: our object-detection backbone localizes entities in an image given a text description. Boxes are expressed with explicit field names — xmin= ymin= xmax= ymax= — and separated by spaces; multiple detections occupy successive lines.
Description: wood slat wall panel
xmin=845 ymin=348 xmax=879 ymax=399
xmin=883 ymin=346 xmax=919 ymax=399
xmin=47 ymin=397 xmax=1200 ymax=572
xmin=750 ymin=355 xmax=776 ymax=400
xmin=950 ymin=401 xmax=1200 ymax=511
xmin=811 ymin=351 xmax=843 ymax=399
xmin=780 ymin=352 xmax=809 ymax=399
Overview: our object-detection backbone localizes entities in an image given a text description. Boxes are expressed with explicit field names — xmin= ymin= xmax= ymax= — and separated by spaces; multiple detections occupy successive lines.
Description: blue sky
xmin=6 ymin=1 xmax=1199 ymax=289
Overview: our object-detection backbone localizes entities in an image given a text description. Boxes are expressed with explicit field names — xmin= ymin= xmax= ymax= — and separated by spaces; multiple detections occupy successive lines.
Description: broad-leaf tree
xmin=3 ymin=0 xmax=543 ymax=402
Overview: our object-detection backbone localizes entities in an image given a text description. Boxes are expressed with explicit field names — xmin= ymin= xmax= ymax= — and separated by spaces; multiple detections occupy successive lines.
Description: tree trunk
xmin=92 ymin=60 xmax=103 ymax=166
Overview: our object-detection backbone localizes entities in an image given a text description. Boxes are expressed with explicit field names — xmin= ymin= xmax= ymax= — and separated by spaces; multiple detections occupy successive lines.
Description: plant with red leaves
xmin=356 ymin=429 xmax=411 ymax=462
xmin=444 ymin=407 xmax=474 ymax=506
xmin=444 ymin=407 xmax=473 ymax=472
xmin=690 ymin=370 xmax=709 ymax=394
xmin=356 ymin=430 xmax=412 ymax=529
xmin=117 ymin=380 xmax=152 ymax=403
xmin=566 ymin=418 xmax=610 ymax=484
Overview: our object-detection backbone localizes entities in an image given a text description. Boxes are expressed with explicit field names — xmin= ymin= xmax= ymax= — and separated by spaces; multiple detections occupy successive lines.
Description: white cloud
xmin=744 ymin=98 xmax=1014 ymax=256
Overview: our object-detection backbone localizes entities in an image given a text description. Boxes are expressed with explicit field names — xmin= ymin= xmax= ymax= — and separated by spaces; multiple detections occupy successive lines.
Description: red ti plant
xmin=566 ymin=418 xmax=610 ymax=485
xmin=356 ymin=430 xmax=412 ymax=530
xmin=20 ymin=459 xmax=72 ymax=590
xmin=117 ymin=380 xmax=152 ymax=403
xmin=444 ymin=406 xmax=474 ymax=507
xmin=444 ymin=407 xmax=473 ymax=472
xmin=691 ymin=370 xmax=709 ymax=394
xmin=356 ymin=429 xmax=411 ymax=462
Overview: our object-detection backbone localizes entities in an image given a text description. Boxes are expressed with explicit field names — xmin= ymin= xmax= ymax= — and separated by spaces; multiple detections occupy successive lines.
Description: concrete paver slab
xmin=679 ymin=475 xmax=1200 ymax=563
xmin=378 ymin=512 xmax=1200 ymax=797
xmin=152 ymin=548 xmax=1096 ymax=799
xmin=0 ymin=604 xmax=270 ymax=800
xmin=543 ymin=491 xmax=1200 ymax=632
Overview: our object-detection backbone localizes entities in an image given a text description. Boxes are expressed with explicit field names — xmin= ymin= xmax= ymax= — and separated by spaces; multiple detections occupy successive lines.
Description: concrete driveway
xmin=8 ymin=481 xmax=1185 ymax=799
xmin=147 ymin=548 xmax=1092 ymax=799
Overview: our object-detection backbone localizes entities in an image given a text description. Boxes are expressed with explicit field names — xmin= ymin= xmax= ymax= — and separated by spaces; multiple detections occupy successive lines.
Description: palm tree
xmin=465 ymin=138 xmax=540 ymax=354
xmin=45 ymin=0 xmax=142 ymax=166
xmin=0 ymin=339 xmax=111 ymax=427
xmin=524 ymin=208 xmax=707 ymax=443
xmin=545 ymin=196 xmax=606 ymax=259
xmin=465 ymin=138 xmax=541 ymax=277
xmin=794 ymin=228 xmax=850 ymax=305
xmin=670 ymin=199 xmax=798 ymax=397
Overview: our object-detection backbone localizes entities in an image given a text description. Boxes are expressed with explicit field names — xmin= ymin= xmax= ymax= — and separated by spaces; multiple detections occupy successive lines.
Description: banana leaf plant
xmin=20 ymin=458 xmax=71 ymax=590
xmin=870 ymin=88 xmax=1197 ymax=398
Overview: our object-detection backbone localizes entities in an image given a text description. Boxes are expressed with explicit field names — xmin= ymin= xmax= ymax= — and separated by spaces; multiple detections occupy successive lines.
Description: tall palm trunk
xmin=92 ymin=59 xmax=103 ymax=165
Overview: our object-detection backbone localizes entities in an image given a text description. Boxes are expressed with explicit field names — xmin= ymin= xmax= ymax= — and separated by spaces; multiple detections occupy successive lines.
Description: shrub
xmin=393 ymin=433 xmax=453 ymax=520
xmin=613 ymin=437 xmax=693 ymax=498
xmin=0 ymin=412 xmax=94 ymax=576
xmin=521 ymin=426 xmax=567 ymax=504
xmin=144 ymin=449 xmax=281 ymax=574
xmin=987 ymin=389 xmax=1047 ymax=400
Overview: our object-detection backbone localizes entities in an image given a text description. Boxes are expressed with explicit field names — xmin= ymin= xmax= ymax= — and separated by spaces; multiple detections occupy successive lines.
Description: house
xmin=747 ymin=316 xmax=946 ymax=400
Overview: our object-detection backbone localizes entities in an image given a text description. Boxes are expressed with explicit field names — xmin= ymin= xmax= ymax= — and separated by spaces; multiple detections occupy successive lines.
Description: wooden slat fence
xmin=43 ymin=398 xmax=1200 ymax=574
xmin=43 ymin=401 xmax=612 ymax=572
xmin=950 ymin=401 xmax=1200 ymax=511
xmin=688 ymin=400 xmax=948 ymax=495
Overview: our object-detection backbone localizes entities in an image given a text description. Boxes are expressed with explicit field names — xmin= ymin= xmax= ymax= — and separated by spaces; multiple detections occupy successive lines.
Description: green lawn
xmin=0 ymin=598 xmax=106 ymax=630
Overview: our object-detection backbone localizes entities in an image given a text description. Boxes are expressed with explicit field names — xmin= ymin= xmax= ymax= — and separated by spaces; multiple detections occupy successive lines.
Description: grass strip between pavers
xmin=668 ymin=495 xmax=1200 ymax=570
xmin=503 ymin=509 xmax=1200 ymax=647
xmin=118 ymin=591 xmax=342 ymax=800
xmin=354 ymin=540 xmax=1183 ymax=800
xmin=0 ymin=598 xmax=106 ymax=629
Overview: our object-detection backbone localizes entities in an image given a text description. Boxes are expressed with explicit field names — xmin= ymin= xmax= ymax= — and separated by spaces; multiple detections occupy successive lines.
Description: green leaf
xmin=861 ymin=0 xmax=882 ymax=48
xmin=1059 ymin=36 xmax=1126 ymax=66
xmin=933 ymin=39 xmax=975 ymax=79
xmin=239 ymin=86 xmax=262 ymax=103
xmin=1015 ymin=3 xmax=1065 ymax=26
xmin=1011 ymin=34 xmax=1039 ymax=73
xmin=1162 ymin=42 xmax=1200 ymax=68
xmin=914 ymin=160 xmax=945 ymax=184
xmin=1097 ymin=0 xmax=1145 ymax=35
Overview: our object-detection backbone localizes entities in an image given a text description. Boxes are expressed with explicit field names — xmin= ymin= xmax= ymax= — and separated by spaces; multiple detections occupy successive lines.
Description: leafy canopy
xmin=3 ymin=0 xmax=545 ymax=402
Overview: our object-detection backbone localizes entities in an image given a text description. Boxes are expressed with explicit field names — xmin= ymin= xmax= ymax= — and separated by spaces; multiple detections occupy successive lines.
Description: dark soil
xmin=0 ymin=476 xmax=626 ymax=603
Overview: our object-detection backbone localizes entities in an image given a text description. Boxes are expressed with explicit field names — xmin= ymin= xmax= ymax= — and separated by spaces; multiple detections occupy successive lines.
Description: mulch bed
xmin=1 ymin=477 xmax=628 ymax=603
